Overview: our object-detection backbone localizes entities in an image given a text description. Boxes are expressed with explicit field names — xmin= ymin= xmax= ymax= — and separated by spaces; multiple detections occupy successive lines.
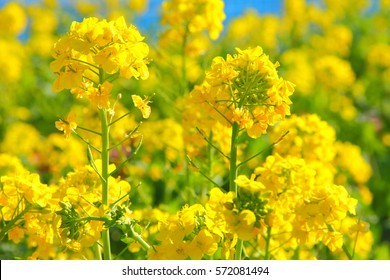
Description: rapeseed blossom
xmin=1 ymin=0 xmax=384 ymax=261
xmin=51 ymin=16 xmax=149 ymax=108
xmin=0 ymin=2 xmax=27 ymax=36
xmin=190 ymin=46 xmax=294 ymax=138
xmin=160 ymin=0 xmax=225 ymax=52
xmin=55 ymin=112 xmax=78 ymax=138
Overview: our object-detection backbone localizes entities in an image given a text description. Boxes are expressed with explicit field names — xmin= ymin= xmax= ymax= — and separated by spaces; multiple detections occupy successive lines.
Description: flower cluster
xmin=147 ymin=186 xmax=268 ymax=260
xmin=148 ymin=204 xmax=218 ymax=259
xmin=0 ymin=157 xmax=132 ymax=259
xmin=160 ymin=0 xmax=225 ymax=56
xmin=1 ymin=0 xmax=385 ymax=261
xmin=51 ymin=16 xmax=149 ymax=108
xmin=270 ymin=114 xmax=337 ymax=163
xmin=161 ymin=0 xmax=225 ymax=40
xmin=228 ymin=113 xmax=373 ymax=259
xmin=0 ymin=2 xmax=27 ymax=37
xmin=55 ymin=161 xmax=131 ymax=252
xmin=253 ymin=154 xmax=358 ymax=253
xmin=190 ymin=46 xmax=294 ymax=138
xmin=0 ymin=158 xmax=59 ymax=259
xmin=270 ymin=114 xmax=372 ymax=188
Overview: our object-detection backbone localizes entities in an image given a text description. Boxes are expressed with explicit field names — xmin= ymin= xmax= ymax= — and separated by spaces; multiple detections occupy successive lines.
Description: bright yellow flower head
xmin=161 ymin=0 xmax=225 ymax=40
xmin=51 ymin=16 xmax=150 ymax=107
xmin=191 ymin=46 xmax=294 ymax=138
xmin=270 ymin=114 xmax=337 ymax=163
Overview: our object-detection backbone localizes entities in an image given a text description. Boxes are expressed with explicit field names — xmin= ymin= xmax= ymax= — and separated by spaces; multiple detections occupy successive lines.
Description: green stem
xmin=235 ymin=239 xmax=243 ymax=260
xmin=73 ymin=131 xmax=101 ymax=153
xmin=264 ymin=226 xmax=272 ymax=260
xmin=108 ymin=111 xmax=132 ymax=126
xmin=100 ymin=107 xmax=112 ymax=260
xmin=98 ymin=67 xmax=111 ymax=260
xmin=180 ymin=24 xmax=189 ymax=95
xmin=0 ymin=204 xmax=32 ymax=240
xmin=230 ymin=122 xmax=243 ymax=260
xmin=186 ymin=155 xmax=220 ymax=188
xmin=237 ymin=130 xmax=290 ymax=169
xmin=93 ymin=242 xmax=102 ymax=260
xmin=327 ymin=224 xmax=353 ymax=260
xmin=342 ymin=243 xmax=353 ymax=260
xmin=196 ymin=127 xmax=230 ymax=160
xmin=129 ymin=226 xmax=150 ymax=251
xmin=77 ymin=125 xmax=102 ymax=136
xmin=229 ymin=122 xmax=239 ymax=194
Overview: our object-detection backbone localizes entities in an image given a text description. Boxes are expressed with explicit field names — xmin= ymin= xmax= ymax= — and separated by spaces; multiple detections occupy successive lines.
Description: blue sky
xmin=134 ymin=0 xmax=283 ymax=31
xmin=0 ymin=0 xmax=287 ymax=40
xmin=0 ymin=0 xmax=284 ymax=24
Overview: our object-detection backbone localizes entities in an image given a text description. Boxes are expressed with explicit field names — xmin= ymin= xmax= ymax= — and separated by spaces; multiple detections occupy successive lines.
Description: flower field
xmin=0 ymin=0 xmax=389 ymax=260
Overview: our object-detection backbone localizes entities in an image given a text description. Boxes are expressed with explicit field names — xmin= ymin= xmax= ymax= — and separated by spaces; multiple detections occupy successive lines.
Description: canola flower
xmin=51 ymin=16 xmax=149 ymax=108
xmin=49 ymin=16 xmax=152 ymax=260
xmin=179 ymin=46 xmax=294 ymax=259
xmin=190 ymin=46 xmax=294 ymax=139
xmin=0 ymin=2 xmax=27 ymax=37
xmin=1 ymin=0 xmax=385 ymax=260
xmin=161 ymin=0 xmax=225 ymax=43
xmin=157 ymin=0 xmax=226 ymax=98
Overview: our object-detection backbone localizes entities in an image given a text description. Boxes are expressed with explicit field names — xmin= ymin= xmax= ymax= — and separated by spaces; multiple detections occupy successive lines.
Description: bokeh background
xmin=0 ymin=0 xmax=389 ymax=259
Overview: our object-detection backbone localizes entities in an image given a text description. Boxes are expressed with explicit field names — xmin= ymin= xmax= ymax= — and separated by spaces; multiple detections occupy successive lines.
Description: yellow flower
xmin=55 ymin=112 xmax=78 ymax=138
xmin=190 ymin=46 xmax=294 ymax=138
xmin=234 ymin=210 xmax=257 ymax=241
xmin=314 ymin=55 xmax=355 ymax=90
xmin=132 ymin=94 xmax=152 ymax=118
xmin=89 ymin=81 xmax=113 ymax=109
xmin=226 ymin=11 xmax=279 ymax=51
xmin=51 ymin=16 xmax=150 ymax=106
xmin=221 ymin=234 xmax=238 ymax=260
xmin=187 ymin=229 xmax=218 ymax=259
xmin=349 ymin=220 xmax=370 ymax=235
xmin=0 ymin=39 xmax=24 ymax=83
xmin=128 ymin=0 xmax=149 ymax=13
xmin=334 ymin=142 xmax=372 ymax=184
xmin=323 ymin=232 xmax=344 ymax=252
xmin=235 ymin=174 xmax=266 ymax=193
xmin=0 ymin=2 xmax=27 ymax=36
xmin=161 ymin=0 xmax=225 ymax=41
xmin=270 ymin=114 xmax=337 ymax=163
xmin=8 ymin=226 xmax=25 ymax=244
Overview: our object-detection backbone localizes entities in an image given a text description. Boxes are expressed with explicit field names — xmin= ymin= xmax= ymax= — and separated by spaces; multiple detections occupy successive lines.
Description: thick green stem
xmin=229 ymin=122 xmax=243 ymax=260
xmin=229 ymin=122 xmax=239 ymax=194
xmin=100 ymin=108 xmax=111 ymax=260
xmin=129 ymin=226 xmax=150 ymax=251
xmin=93 ymin=242 xmax=102 ymax=260
xmin=97 ymin=67 xmax=112 ymax=260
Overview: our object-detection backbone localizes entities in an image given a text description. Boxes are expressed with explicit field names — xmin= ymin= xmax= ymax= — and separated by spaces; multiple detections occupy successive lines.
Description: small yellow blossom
xmin=55 ymin=112 xmax=78 ymax=138
xmin=235 ymin=174 xmax=266 ymax=193
xmin=132 ymin=95 xmax=152 ymax=118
